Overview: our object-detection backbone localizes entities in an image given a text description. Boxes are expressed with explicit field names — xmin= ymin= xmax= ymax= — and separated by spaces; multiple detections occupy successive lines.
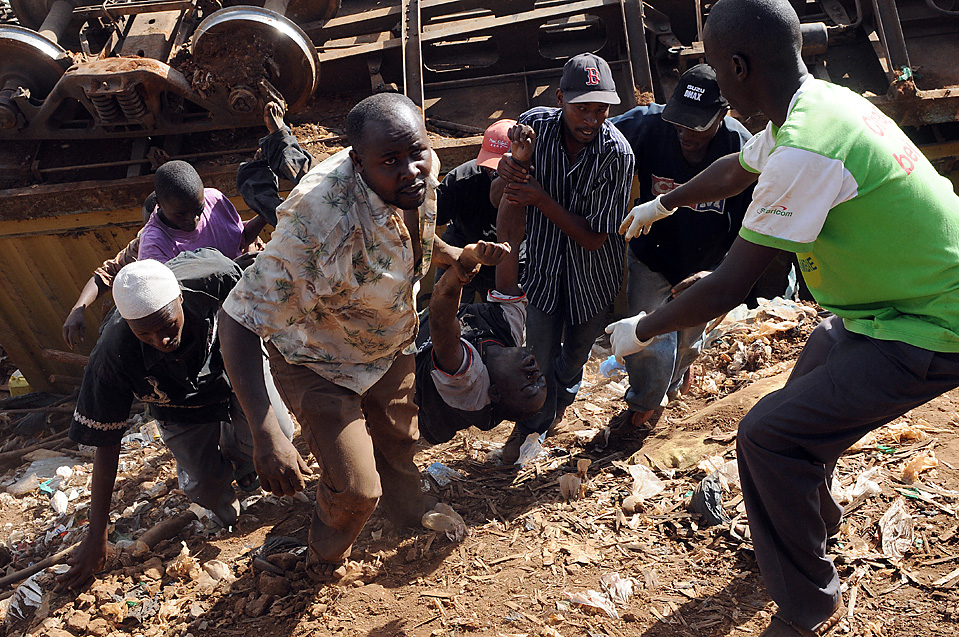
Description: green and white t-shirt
xmin=739 ymin=77 xmax=959 ymax=352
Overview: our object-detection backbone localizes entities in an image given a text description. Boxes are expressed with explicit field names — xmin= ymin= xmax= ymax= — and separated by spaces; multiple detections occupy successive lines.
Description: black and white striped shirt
xmin=519 ymin=107 xmax=634 ymax=324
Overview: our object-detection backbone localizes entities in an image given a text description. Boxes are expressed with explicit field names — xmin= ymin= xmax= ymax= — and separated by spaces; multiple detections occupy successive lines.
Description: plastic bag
xmin=832 ymin=466 xmax=881 ymax=504
xmin=879 ymin=499 xmax=914 ymax=559
xmin=422 ymin=502 xmax=467 ymax=542
xmin=688 ymin=474 xmax=730 ymax=526
xmin=599 ymin=356 xmax=626 ymax=378
xmin=627 ymin=464 xmax=664 ymax=500
xmin=563 ymin=590 xmax=618 ymax=619
xmin=514 ymin=433 xmax=543 ymax=466
xmin=902 ymin=450 xmax=938 ymax=483
xmin=426 ymin=462 xmax=464 ymax=487
xmin=600 ymin=572 xmax=635 ymax=606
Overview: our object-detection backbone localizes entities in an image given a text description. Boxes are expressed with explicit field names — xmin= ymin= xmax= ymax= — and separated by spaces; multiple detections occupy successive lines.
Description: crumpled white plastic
xmin=879 ymin=498 xmax=914 ymax=559
xmin=628 ymin=464 xmax=664 ymax=500
xmin=563 ymin=589 xmax=619 ymax=619
xmin=600 ymin=572 xmax=635 ymax=606
xmin=421 ymin=502 xmax=467 ymax=542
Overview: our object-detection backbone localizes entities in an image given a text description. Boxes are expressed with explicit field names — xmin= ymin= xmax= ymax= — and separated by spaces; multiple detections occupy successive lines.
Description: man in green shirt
xmin=609 ymin=0 xmax=959 ymax=634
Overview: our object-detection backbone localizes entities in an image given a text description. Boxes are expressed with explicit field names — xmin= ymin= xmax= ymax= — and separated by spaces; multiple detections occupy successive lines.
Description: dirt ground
xmin=2 ymin=302 xmax=959 ymax=637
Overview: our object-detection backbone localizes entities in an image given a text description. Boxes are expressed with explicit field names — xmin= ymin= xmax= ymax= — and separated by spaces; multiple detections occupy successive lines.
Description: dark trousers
xmin=267 ymin=349 xmax=426 ymax=564
xmin=159 ymin=397 xmax=250 ymax=526
xmin=518 ymin=303 xmax=610 ymax=435
xmin=738 ymin=315 xmax=959 ymax=629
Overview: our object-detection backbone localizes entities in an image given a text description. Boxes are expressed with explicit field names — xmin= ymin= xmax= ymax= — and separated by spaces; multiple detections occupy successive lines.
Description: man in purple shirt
xmin=139 ymin=160 xmax=266 ymax=263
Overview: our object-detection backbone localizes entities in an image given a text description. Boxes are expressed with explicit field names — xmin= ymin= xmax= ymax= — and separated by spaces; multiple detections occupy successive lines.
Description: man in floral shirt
xmin=219 ymin=93 xmax=463 ymax=581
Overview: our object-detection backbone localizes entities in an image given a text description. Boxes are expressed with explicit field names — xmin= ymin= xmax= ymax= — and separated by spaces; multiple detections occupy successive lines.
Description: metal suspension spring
xmin=89 ymin=94 xmax=120 ymax=122
xmin=116 ymin=87 xmax=147 ymax=121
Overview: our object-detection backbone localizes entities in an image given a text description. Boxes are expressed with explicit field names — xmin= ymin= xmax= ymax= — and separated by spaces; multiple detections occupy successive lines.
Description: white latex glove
xmin=618 ymin=195 xmax=677 ymax=240
xmin=605 ymin=312 xmax=653 ymax=363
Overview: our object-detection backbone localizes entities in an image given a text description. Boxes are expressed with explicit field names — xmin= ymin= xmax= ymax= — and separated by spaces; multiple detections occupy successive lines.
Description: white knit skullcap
xmin=113 ymin=259 xmax=181 ymax=320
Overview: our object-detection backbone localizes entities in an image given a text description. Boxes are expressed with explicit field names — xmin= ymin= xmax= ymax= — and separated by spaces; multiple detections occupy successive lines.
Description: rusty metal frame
xmin=317 ymin=0 xmax=645 ymax=102
xmin=863 ymin=0 xmax=959 ymax=127
xmin=401 ymin=0 xmax=423 ymax=107
xmin=7 ymin=57 xmax=264 ymax=139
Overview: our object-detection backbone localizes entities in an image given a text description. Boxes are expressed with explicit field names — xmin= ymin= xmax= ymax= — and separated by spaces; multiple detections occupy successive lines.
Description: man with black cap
xmin=492 ymin=52 xmax=634 ymax=463
xmin=600 ymin=63 xmax=754 ymax=439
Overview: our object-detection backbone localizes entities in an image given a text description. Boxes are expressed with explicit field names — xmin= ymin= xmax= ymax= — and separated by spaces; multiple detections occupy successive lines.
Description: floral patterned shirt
xmin=223 ymin=147 xmax=439 ymax=394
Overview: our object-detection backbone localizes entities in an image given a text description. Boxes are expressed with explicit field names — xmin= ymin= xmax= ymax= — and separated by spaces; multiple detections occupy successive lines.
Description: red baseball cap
xmin=476 ymin=119 xmax=517 ymax=169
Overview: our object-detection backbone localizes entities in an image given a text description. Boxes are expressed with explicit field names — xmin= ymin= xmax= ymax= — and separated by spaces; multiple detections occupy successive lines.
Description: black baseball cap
xmin=560 ymin=52 xmax=620 ymax=105
xmin=661 ymin=64 xmax=728 ymax=131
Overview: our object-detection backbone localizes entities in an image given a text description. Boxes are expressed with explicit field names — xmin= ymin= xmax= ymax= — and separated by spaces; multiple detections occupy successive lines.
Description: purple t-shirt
xmin=138 ymin=188 xmax=244 ymax=262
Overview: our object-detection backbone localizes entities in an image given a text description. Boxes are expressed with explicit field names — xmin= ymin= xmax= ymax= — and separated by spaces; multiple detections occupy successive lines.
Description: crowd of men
xmin=53 ymin=0 xmax=959 ymax=634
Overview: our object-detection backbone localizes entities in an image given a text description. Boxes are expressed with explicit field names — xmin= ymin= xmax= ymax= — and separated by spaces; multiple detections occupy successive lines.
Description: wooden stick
xmin=49 ymin=375 xmax=84 ymax=387
xmin=0 ymin=430 xmax=71 ymax=465
xmin=135 ymin=510 xmax=198 ymax=550
xmin=0 ymin=542 xmax=79 ymax=589
xmin=0 ymin=405 xmax=75 ymax=415
xmin=41 ymin=349 xmax=89 ymax=366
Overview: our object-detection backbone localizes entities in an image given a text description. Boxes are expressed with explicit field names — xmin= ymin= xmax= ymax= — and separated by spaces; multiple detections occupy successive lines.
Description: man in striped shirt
xmin=493 ymin=53 xmax=634 ymax=463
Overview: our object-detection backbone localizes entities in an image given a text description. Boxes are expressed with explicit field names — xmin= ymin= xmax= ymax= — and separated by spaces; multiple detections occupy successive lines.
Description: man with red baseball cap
xmin=434 ymin=119 xmax=516 ymax=302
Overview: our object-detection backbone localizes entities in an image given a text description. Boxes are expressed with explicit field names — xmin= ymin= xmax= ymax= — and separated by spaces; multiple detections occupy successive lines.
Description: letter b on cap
xmin=585 ymin=67 xmax=600 ymax=85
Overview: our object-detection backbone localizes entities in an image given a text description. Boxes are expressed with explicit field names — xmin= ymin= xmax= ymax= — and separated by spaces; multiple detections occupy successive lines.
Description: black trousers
xmin=738 ymin=315 xmax=959 ymax=629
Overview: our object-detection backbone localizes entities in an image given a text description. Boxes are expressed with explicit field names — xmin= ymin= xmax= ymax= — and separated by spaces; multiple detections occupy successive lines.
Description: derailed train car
xmin=0 ymin=0 xmax=956 ymax=392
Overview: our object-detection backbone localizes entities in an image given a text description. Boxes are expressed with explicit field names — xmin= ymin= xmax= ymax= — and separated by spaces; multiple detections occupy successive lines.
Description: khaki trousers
xmin=267 ymin=347 xmax=425 ymax=563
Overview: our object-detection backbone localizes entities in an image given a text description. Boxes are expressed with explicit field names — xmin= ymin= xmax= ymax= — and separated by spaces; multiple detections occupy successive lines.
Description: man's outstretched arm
xmin=661 ymin=153 xmax=758 ymax=210
xmin=607 ymin=238 xmax=782 ymax=362
xmin=57 ymin=444 xmax=120 ymax=590
xmin=429 ymin=242 xmax=511 ymax=373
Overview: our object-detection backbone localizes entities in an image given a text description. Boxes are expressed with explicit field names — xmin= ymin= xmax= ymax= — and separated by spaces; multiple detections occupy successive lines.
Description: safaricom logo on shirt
xmin=758 ymin=205 xmax=792 ymax=217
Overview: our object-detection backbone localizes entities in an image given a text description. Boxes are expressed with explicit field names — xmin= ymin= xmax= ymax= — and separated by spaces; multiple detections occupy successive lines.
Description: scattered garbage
xmin=559 ymin=459 xmax=592 ymax=501
xmin=688 ymin=473 xmax=730 ymax=526
xmin=563 ymin=589 xmax=619 ymax=619
xmin=879 ymin=498 xmax=914 ymax=559
xmin=5 ymin=455 xmax=76 ymax=496
xmin=50 ymin=490 xmax=68 ymax=515
xmin=167 ymin=541 xmax=200 ymax=580
xmin=599 ymin=356 xmax=626 ymax=378
xmin=0 ymin=288 xmax=957 ymax=633
xmin=426 ymin=462 xmax=464 ymax=487
xmin=201 ymin=559 xmax=235 ymax=583
xmin=627 ymin=464 xmax=664 ymax=500
xmin=902 ymin=450 xmax=938 ymax=483
xmin=514 ymin=433 xmax=544 ymax=466
xmin=421 ymin=502 xmax=467 ymax=542
xmin=702 ymin=297 xmax=816 ymax=349
xmin=696 ymin=455 xmax=740 ymax=491
xmin=599 ymin=572 xmax=635 ymax=606
xmin=833 ymin=466 xmax=882 ymax=505
xmin=559 ymin=474 xmax=582 ymax=501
